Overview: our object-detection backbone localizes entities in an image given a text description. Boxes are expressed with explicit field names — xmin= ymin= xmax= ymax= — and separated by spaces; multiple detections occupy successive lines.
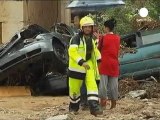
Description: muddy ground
xmin=0 ymin=80 xmax=159 ymax=120
xmin=0 ymin=96 xmax=160 ymax=120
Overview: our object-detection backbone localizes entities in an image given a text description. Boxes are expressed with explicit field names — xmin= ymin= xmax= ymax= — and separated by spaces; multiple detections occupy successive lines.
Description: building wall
xmin=23 ymin=0 xmax=61 ymax=30
xmin=60 ymin=0 xmax=71 ymax=25
xmin=0 ymin=1 xmax=24 ymax=43
xmin=0 ymin=0 xmax=71 ymax=43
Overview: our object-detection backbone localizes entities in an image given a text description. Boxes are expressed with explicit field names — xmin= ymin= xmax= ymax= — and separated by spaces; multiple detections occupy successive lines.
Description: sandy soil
xmin=0 ymin=79 xmax=159 ymax=120
xmin=0 ymin=96 xmax=160 ymax=120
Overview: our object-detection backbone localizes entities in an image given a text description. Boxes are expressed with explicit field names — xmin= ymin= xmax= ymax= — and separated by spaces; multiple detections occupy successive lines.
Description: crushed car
xmin=0 ymin=24 xmax=69 ymax=95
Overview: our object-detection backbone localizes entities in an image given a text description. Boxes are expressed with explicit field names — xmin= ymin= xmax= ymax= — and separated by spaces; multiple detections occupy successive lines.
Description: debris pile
xmin=119 ymin=77 xmax=160 ymax=99
xmin=119 ymin=44 xmax=137 ymax=57
xmin=140 ymin=80 xmax=160 ymax=99
xmin=132 ymin=16 xmax=160 ymax=31
xmin=119 ymin=78 xmax=139 ymax=98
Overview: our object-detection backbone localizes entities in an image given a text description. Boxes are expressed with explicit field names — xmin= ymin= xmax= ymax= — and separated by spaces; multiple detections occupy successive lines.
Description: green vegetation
xmin=88 ymin=0 xmax=160 ymax=35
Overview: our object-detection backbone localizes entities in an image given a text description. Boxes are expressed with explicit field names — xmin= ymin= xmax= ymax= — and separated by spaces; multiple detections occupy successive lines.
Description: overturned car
xmin=120 ymin=29 xmax=160 ymax=79
xmin=0 ymin=24 xmax=69 ymax=95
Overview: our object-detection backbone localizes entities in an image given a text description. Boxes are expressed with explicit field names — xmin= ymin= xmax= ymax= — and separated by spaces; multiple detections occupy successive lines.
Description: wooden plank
xmin=0 ymin=86 xmax=31 ymax=97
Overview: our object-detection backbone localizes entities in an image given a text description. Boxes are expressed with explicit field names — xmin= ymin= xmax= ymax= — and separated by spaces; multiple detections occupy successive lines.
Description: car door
xmin=120 ymin=48 xmax=145 ymax=79
xmin=140 ymin=43 xmax=160 ymax=77
xmin=140 ymin=31 xmax=160 ymax=77
xmin=120 ymin=33 xmax=146 ymax=79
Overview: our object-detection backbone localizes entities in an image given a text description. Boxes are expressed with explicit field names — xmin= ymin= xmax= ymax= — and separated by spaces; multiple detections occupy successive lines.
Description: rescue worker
xmin=68 ymin=16 xmax=102 ymax=116
xmin=80 ymin=24 xmax=100 ymax=110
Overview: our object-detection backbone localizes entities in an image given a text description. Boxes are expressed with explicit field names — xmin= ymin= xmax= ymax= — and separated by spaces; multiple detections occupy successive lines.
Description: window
xmin=122 ymin=34 xmax=137 ymax=48
xmin=142 ymin=32 xmax=160 ymax=45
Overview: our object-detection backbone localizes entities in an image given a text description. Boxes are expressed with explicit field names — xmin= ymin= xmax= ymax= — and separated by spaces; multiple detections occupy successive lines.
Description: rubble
xmin=119 ymin=78 xmax=160 ymax=99
xmin=46 ymin=114 xmax=72 ymax=120
xmin=119 ymin=44 xmax=137 ymax=57
xmin=141 ymin=98 xmax=149 ymax=102
xmin=141 ymin=109 xmax=160 ymax=120
xmin=0 ymin=94 xmax=159 ymax=120
xmin=119 ymin=78 xmax=140 ymax=98
xmin=139 ymin=80 xmax=160 ymax=99
xmin=132 ymin=16 xmax=160 ymax=31
xmin=127 ymin=90 xmax=147 ymax=99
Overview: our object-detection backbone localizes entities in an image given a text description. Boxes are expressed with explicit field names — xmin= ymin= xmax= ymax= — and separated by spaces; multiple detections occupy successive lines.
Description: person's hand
xmin=82 ymin=62 xmax=90 ymax=70
xmin=93 ymin=32 xmax=99 ymax=39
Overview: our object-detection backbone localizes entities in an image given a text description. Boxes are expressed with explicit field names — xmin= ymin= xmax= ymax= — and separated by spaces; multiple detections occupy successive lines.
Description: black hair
xmin=104 ymin=18 xmax=117 ymax=31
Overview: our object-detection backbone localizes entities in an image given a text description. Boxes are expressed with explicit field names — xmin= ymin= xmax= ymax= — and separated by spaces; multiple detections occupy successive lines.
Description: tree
xmin=88 ymin=0 xmax=160 ymax=35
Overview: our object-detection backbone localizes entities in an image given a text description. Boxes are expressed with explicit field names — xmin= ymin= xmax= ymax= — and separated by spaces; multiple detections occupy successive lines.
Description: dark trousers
xmin=80 ymin=80 xmax=88 ymax=106
xmin=80 ymin=80 xmax=100 ymax=106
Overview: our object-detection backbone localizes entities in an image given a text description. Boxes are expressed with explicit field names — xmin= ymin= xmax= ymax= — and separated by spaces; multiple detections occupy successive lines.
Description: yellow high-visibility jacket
xmin=68 ymin=34 xmax=101 ymax=80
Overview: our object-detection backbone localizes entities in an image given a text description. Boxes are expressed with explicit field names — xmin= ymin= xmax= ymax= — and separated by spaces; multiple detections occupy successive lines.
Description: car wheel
xmin=52 ymin=38 xmax=68 ymax=73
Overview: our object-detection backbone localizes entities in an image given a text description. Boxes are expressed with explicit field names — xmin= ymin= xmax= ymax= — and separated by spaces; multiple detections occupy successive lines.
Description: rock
xmin=46 ymin=114 xmax=72 ymax=120
xmin=155 ymin=110 xmax=160 ymax=116
xmin=127 ymin=90 xmax=147 ymax=99
xmin=146 ymin=102 xmax=154 ymax=106
xmin=59 ymin=108 xmax=66 ymax=111
xmin=141 ymin=98 xmax=148 ymax=102
xmin=142 ymin=110 xmax=156 ymax=119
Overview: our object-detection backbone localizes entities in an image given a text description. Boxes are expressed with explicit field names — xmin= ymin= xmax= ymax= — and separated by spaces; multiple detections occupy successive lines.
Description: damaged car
xmin=0 ymin=24 xmax=68 ymax=95
xmin=120 ymin=28 xmax=160 ymax=79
